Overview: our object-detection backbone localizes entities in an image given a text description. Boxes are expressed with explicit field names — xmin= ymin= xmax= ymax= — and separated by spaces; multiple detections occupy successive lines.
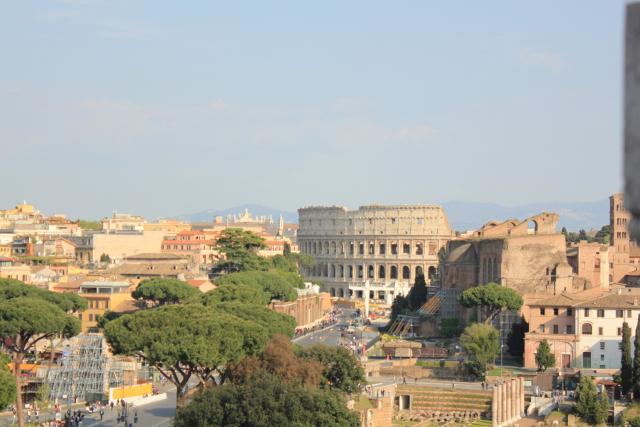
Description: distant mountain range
xmin=175 ymin=199 xmax=610 ymax=232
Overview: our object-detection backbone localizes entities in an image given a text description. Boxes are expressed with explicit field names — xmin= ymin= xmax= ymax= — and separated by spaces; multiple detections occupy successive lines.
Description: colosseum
xmin=297 ymin=205 xmax=455 ymax=307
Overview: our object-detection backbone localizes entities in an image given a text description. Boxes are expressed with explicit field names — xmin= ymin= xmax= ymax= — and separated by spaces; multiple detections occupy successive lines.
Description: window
xmin=88 ymin=314 xmax=94 ymax=322
xmin=553 ymin=324 xmax=559 ymax=334
xmin=567 ymin=308 xmax=573 ymax=316
xmin=600 ymin=342 xmax=605 ymax=350
xmin=584 ymin=308 xmax=590 ymax=317
xmin=403 ymin=243 xmax=410 ymax=254
xmin=540 ymin=308 xmax=546 ymax=315
xmin=617 ymin=310 xmax=624 ymax=318
xmin=359 ymin=243 xmax=364 ymax=255
xmin=618 ymin=327 xmax=622 ymax=336
xmin=582 ymin=323 xmax=592 ymax=335
xmin=540 ymin=325 xmax=545 ymax=333
xmin=369 ymin=244 xmax=374 ymax=255
xmin=416 ymin=244 xmax=423 ymax=255
xmin=598 ymin=327 xmax=604 ymax=336
xmin=600 ymin=354 xmax=605 ymax=362
xmin=391 ymin=218 xmax=396 ymax=224
xmin=379 ymin=243 xmax=386 ymax=254
xmin=597 ymin=309 xmax=605 ymax=318
xmin=553 ymin=308 xmax=559 ymax=315
xmin=566 ymin=325 xmax=573 ymax=334
xmin=391 ymin=244 xmax=398 ymax=255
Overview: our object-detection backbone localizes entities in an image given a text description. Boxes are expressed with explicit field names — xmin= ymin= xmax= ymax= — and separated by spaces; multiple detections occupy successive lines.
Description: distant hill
xmin=176 ymin=200 xmax=609 ymax=232
xmin=175 ymin=204 xmax=298 ymax=224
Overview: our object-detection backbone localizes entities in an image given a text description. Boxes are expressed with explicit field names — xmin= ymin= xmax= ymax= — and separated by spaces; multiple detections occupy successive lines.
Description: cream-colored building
xmin=70 ymin=231 xmax=167 ymax=264
xmin=524 ymin=287 xmax=640 ymax=370
xmin=297 ymin=205 xmax=454 ymax=306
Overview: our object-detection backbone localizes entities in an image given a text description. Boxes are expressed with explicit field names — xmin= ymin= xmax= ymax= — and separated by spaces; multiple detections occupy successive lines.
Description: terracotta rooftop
xmin=124 ymin=253 xmax=187 ymax=261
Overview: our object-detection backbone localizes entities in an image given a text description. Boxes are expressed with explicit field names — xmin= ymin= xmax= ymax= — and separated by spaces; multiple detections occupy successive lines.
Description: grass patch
xmin=416 ymin=360 xmax=459 ymax=368
xmin=486 ymin=368 xmax=513 ymax=376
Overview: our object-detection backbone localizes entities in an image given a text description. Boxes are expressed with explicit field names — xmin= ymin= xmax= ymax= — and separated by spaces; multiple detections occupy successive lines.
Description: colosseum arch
xmin=415 ymin=266 xmax=423 ymax=277
xmin=348 ymin=265 xmax=353 ymax=278
xmin=330 ymin=242 xmax=336 ymax=254
xmin=324 ymin=241 xmax=329 ymax=254
xmin=368 ymin=265 xmax=374 ymax=279
xmin=379 ymin=265 xmax=386 ymax=279
xmin=330 ymin=288 xmax=336 ymax=297
xmin=338 ymin=265 xmax=344 ymax=278
xmin=402 ymin=266 xmax=410 ymax=280
xmin=338 ymin=288 xmax=344 ymax=298
xmin=390 ymin=265 xmax=398 ymax=279
xmin=330 ymin=264 xmax=336 ymax=278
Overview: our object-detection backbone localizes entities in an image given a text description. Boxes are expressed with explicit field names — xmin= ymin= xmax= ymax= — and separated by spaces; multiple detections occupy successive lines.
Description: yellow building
xmin=78 ymin=281 xmax=137 ymax=332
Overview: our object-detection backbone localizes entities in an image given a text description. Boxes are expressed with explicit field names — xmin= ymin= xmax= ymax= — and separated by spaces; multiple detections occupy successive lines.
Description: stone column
xmin=500 ymin=383 xmax=507 ymax=424
xmin=512 ymin=379 xmax=518 ymax=420
xmin=519 ymin=377 xmax=525 ymax=416
xmin=497 ymin=383 xmax=503 ymax=426
xmin=507 ymin=381 xmax=513 ymax=423
xmin=491 ymin=387 xmax=500 ymax=427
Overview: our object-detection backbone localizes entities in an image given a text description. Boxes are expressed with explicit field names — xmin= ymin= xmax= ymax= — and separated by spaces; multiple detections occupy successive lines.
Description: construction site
xmin=16 ymin=333 xmax=150 ymax=406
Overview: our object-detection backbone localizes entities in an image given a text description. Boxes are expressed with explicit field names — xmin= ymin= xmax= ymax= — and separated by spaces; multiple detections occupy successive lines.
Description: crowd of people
xmin=8 ymin=397 xmax=141 ymax=427
xmin=293 ymin=309 xmax=342 ymax=337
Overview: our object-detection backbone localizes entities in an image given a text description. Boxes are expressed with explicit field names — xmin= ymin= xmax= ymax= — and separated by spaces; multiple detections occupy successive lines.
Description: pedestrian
xmin=134 ymin=409 xmax=138 ymax=423
xmin=110 ymin=401 xmax=114 ymax=411
xmin=100 ymin=407 xmax=104 ymax=421
xmin=402 ymin=376 xmax=406 ymax=384
xmin=451 ymin=382 xmax=455 ymax=390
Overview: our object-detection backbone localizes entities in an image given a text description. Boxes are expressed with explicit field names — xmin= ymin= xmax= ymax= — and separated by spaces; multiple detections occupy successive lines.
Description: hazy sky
xmin=0 ymin=1 xmax=628 ymax=219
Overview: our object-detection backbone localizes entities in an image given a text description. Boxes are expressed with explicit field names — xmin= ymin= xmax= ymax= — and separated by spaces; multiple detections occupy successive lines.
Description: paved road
xmin=83 ymin=390 xmax=177 ymax=427
xmin=293 ymin=309 xmax=379 ymax=349
xmin=0 ymin=391 xmax=177 ymax=427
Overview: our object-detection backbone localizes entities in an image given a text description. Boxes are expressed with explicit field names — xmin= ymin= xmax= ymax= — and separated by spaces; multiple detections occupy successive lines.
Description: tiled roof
xmin=531 ymin=293 xmax=582 ymax=307
xmin=574 ymin=293 xmax=640 ymax=309
xmin=124 ymin=253 xmax=187 ymax=261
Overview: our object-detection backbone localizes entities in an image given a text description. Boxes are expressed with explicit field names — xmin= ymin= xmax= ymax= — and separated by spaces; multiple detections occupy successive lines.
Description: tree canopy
xmin=460 ymin=323 xmax=500 ymax=376
xmin=622 ymin=322 xmax=633 ymax=396
xmin=214 ymin=270 xmax=301 ymax=302
xmin=507 ymin=317 xmax=528 ymax=358
xmin=0 ymin=280 xmax=84 ymax=427
xmin=534 ymin=340 xmax=555 ymax=371
xmin=103 ymin=304 xmax=270 ymax=398
xmin=132 ymin=278 xmax=200 ymax=307
xmin=0 ymin=353 xmax=15 ymax=412
xmin=458 ymin=283 xmax=523 ymax=324
xmin=297 ymin=344 xmax=365 ymax=394
xmin=575 ymin=376 xmax=609 ymax=424
xmin=213 ymin=228 xmax=268 ymax=273
xmin=225 ymin=335 xmax=323 ymax=387
xmin=173 ymin=372 xmax=360 ymax=427
xmin=202 ymin=283 xmax=271 ymax=307
xmin=212 ymin=301 xmax=296 ymax=338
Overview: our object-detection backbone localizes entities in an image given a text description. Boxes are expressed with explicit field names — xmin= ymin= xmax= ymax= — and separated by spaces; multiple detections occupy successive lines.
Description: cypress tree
xmin=622 ymin=322 xmax=633 ymax=396
xmin=633 ymin=314 xmax=640 ymax=399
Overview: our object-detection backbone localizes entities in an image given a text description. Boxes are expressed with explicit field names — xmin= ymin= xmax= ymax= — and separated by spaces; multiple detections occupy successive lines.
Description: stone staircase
xmin=396 ymin=386 xmax=492 ymax=413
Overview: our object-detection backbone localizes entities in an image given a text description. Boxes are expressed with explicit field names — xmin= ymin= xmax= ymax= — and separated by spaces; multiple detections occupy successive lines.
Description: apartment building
xmin=524 ymin=287 xmax=640 ymax=370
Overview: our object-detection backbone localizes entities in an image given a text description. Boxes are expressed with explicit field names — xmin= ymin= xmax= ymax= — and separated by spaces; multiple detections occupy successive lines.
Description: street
xmin=83 ymin=390 xmax=176 ymax=427
xmin=293 ymin=309 xmax=379 ymax=349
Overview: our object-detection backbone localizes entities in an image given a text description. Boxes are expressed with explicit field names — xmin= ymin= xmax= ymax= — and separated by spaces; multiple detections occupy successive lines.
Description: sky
xmin=0 ymin=1 xmax=629 ymax=219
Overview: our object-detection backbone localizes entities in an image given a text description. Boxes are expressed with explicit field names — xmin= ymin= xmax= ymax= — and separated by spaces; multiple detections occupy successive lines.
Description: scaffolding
xmin=387 ymin=315 xmax=420 ymax=337
xmin=48 ymin=333 xmax=123 ymax=402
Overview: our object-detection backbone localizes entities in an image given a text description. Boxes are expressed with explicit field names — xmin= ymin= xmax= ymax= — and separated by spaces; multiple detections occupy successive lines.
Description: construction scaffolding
xmin=48 ymin=333 xmax=124 ymax=402
xmin=387 ymin=315 xmax=420 ymax=337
